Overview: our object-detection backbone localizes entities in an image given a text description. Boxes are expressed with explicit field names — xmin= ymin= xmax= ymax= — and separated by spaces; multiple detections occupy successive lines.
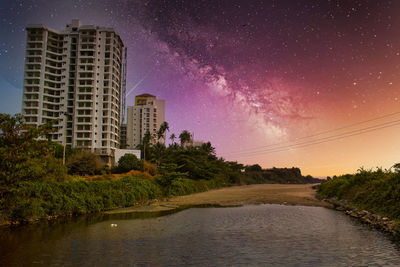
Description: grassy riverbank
xmin=0 ymin=176 xmax=224 ymax=225
xmin=106 ymin=184 xmax=329 ymax=214
xmin=317 ymin=168 xmax=400 ymax=222
xmin=1 ymin=174 xmax=324 ymax=225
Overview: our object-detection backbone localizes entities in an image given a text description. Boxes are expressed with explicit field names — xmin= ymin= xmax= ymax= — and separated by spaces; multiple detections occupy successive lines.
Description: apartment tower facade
xmin=22 ymin=20 xmax=124 ymax=162
xmin=126 ymin=94 xmax=165 ymax=149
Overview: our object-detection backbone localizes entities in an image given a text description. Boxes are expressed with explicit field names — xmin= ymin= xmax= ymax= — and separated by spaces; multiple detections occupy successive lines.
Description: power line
xmin=224 ymin=111 xmax=400 ymax=155
xmin=227 ymin=118 xmax=400 ymax=159
xmin=233 ymin=118 xmax=400 ymax=156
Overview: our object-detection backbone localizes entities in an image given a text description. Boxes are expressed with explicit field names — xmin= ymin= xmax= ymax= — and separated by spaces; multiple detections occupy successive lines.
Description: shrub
xmin=245 ymin=164 xmax=262 ymax=172
xmin=167 ymin=178 xmax=198 ymax=196
xmin=2 ymin=177 xmax=164 ymax=223
xmin=143 ymin=161 xmax=157 ymax=176
xmin=317 ymin=168 xmax=400 ymax=220
xmin=66 ymin=150 xmax=104 ymax=175
xmin=155 ymin=171 xmax=188 ymax=187
xmin=116 ymin=154 xmax=142 ymax=173
xmin=42 ymin=156 xmax=68 ymax=182
xmin=228 ymin=171 xmax=241 ymax=184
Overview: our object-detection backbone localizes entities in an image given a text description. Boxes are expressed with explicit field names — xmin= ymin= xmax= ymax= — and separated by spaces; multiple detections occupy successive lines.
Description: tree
xmin=48 ymin=141 xmax=80 ymax=160
xmin=200 ymin=142 xmax=215 ymax=154
xmin=179 ymin=130 xmax=192 ymax=147
xmin=226 ymin=161 xmax=245 ymax=173
xmin=157 ymin=121 xmax=169 ymax=143
xmin=245 ymin=164 xmax=262 ymax=172
xmin=0 ymin=113 xmax=67 ymax=186
xmin=66 ymin=150 xmax=104 ymax=175
xmin=392 ymin=163 xmax=400 ymax=173
xmin=116 ymin=154 xmax=142 ymax=173
xmin=169 ymin=133 xmax=176 ymax=144
xmin=143 ymin=130 xmax=151 ymax=145
xmin=150 ymin=142 xmax=166 ymax=166
xmin=140 ymin=130 xmax=152 ymax=160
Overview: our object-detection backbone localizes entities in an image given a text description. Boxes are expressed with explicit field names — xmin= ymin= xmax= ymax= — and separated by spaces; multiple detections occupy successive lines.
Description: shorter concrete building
xmin=191 ymin=140 xmax=205 ymax=149
xmin=114 ymin=148 xmax=141 ymax=163
xmin=126 ymin=94 xmax=165 ymax=149
xmin=183 ymin=140 xmax=204 ymax=149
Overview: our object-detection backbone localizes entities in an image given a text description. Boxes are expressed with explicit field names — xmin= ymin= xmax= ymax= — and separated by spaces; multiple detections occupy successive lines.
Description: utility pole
xmin=143 ymin=143 xmax=146 ymax=161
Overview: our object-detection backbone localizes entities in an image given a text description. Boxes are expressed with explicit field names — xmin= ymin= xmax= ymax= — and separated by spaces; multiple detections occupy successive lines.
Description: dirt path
xmin=105 ymin=184 xmax=330 ymax=214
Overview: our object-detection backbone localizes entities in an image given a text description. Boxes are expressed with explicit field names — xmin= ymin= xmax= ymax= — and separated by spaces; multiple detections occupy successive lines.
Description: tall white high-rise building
xmin=126 ymin=94 xmax=165 ymax=148
xmin=22 ymin=19 xmax=125 ymax=163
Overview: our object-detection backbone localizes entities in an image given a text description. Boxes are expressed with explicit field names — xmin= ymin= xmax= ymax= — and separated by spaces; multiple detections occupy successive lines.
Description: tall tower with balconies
xmin=22 ymin=20 xmax=125 ymax=163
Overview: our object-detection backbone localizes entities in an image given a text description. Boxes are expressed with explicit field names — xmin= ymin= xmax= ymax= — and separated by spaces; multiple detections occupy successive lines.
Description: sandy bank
xmin=105 ymin=184 xmax=331 ymax=214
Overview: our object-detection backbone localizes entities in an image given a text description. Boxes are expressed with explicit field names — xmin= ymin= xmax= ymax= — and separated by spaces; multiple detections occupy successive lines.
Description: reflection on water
xmin=1 ymin=204 xmax=400 ymax=266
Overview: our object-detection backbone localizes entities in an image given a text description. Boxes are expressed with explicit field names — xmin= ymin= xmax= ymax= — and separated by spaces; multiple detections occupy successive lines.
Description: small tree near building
xmin=66 ymin=150 xmax=104 ymax=175
xmin=116 ymin=154 xmax=142 ymax=173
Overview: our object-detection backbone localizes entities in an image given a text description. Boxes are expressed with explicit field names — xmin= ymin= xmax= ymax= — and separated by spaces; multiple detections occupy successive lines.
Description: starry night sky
xmin=1 ymin=0 xmax=400 ymax=176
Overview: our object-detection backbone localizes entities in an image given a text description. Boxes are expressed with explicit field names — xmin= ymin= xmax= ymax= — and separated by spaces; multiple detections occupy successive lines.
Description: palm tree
xmin=141 ymin=130 xmax=151 ymax=160
xmin=157 ymin=121 xmax=169 ymax=144
xmin=169 ymin=133 xmax=176 ymax=144
xmin=392 ymin=163 xmax=400 ymax=173
xmin=201 ymin=141 xmax=215 ymax=154
xmin=152 ymin=142 xmax=166 ymax=166
xmin=142 ymin=130 xmax=151 ymax=146
xmin=179 ymin=130 xmax=192 ymax=147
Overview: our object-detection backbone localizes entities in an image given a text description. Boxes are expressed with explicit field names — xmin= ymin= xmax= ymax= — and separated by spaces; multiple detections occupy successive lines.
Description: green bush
xmin=317 ymin=168 xmax=400 ymax=220
xmin=167 ymin=178 xmax=197 ymax=196
xmin=245 ymin=164 xmax=262 ymax=172
xmin=2 ymin=177 xmax=164 ymax=223
xmin=66 ymin=150 xmax=104 ymax=175
xmin=116 ymin=154 xmax=142 ymax=173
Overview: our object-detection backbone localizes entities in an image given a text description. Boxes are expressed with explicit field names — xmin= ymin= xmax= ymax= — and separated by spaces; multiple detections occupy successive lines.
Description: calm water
xmin=1 ymin=204 xmax=400 ymax=266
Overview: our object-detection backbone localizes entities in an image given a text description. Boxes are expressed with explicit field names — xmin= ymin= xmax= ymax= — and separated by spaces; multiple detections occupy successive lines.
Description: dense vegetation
xmin=1 ymin=176 xmax=223 ymax=223
xmin=317 ymin=167 xmax=400 ymax=220
xmin=0 ymin=114 xmax=67 ymax=186
xmin=0 ymin=113 xmax=319 ymax=225
xmin=242 ymin=164 xmax=324 ymax=184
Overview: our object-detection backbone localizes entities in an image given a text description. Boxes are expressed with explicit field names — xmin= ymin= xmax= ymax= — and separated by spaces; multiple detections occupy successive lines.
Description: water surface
xmin=1 ymin=204 xmax=400 ymax=266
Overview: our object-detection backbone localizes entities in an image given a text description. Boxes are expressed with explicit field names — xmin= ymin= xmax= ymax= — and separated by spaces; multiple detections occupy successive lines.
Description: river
xmin=1 ymin=204 xmax=400 ymax=266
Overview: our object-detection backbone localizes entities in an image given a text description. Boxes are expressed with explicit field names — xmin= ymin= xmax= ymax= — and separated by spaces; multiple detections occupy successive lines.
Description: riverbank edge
xmin=0 ymin=183 xmax=326 ymax=228
xmin=0 ymin=203 xmax=232 ymax=228
xmin=105 ymin=183 xmax=331 ymax=214
xmin=103 ymin=199 xmax=321 ymax=215
xmin=322 ymin=197 xmax=400 ymax=236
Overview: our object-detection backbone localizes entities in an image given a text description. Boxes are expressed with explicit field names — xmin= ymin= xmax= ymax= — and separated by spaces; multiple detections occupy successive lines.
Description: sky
xmin=0 ymin=0 xmax=399 ymax=177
